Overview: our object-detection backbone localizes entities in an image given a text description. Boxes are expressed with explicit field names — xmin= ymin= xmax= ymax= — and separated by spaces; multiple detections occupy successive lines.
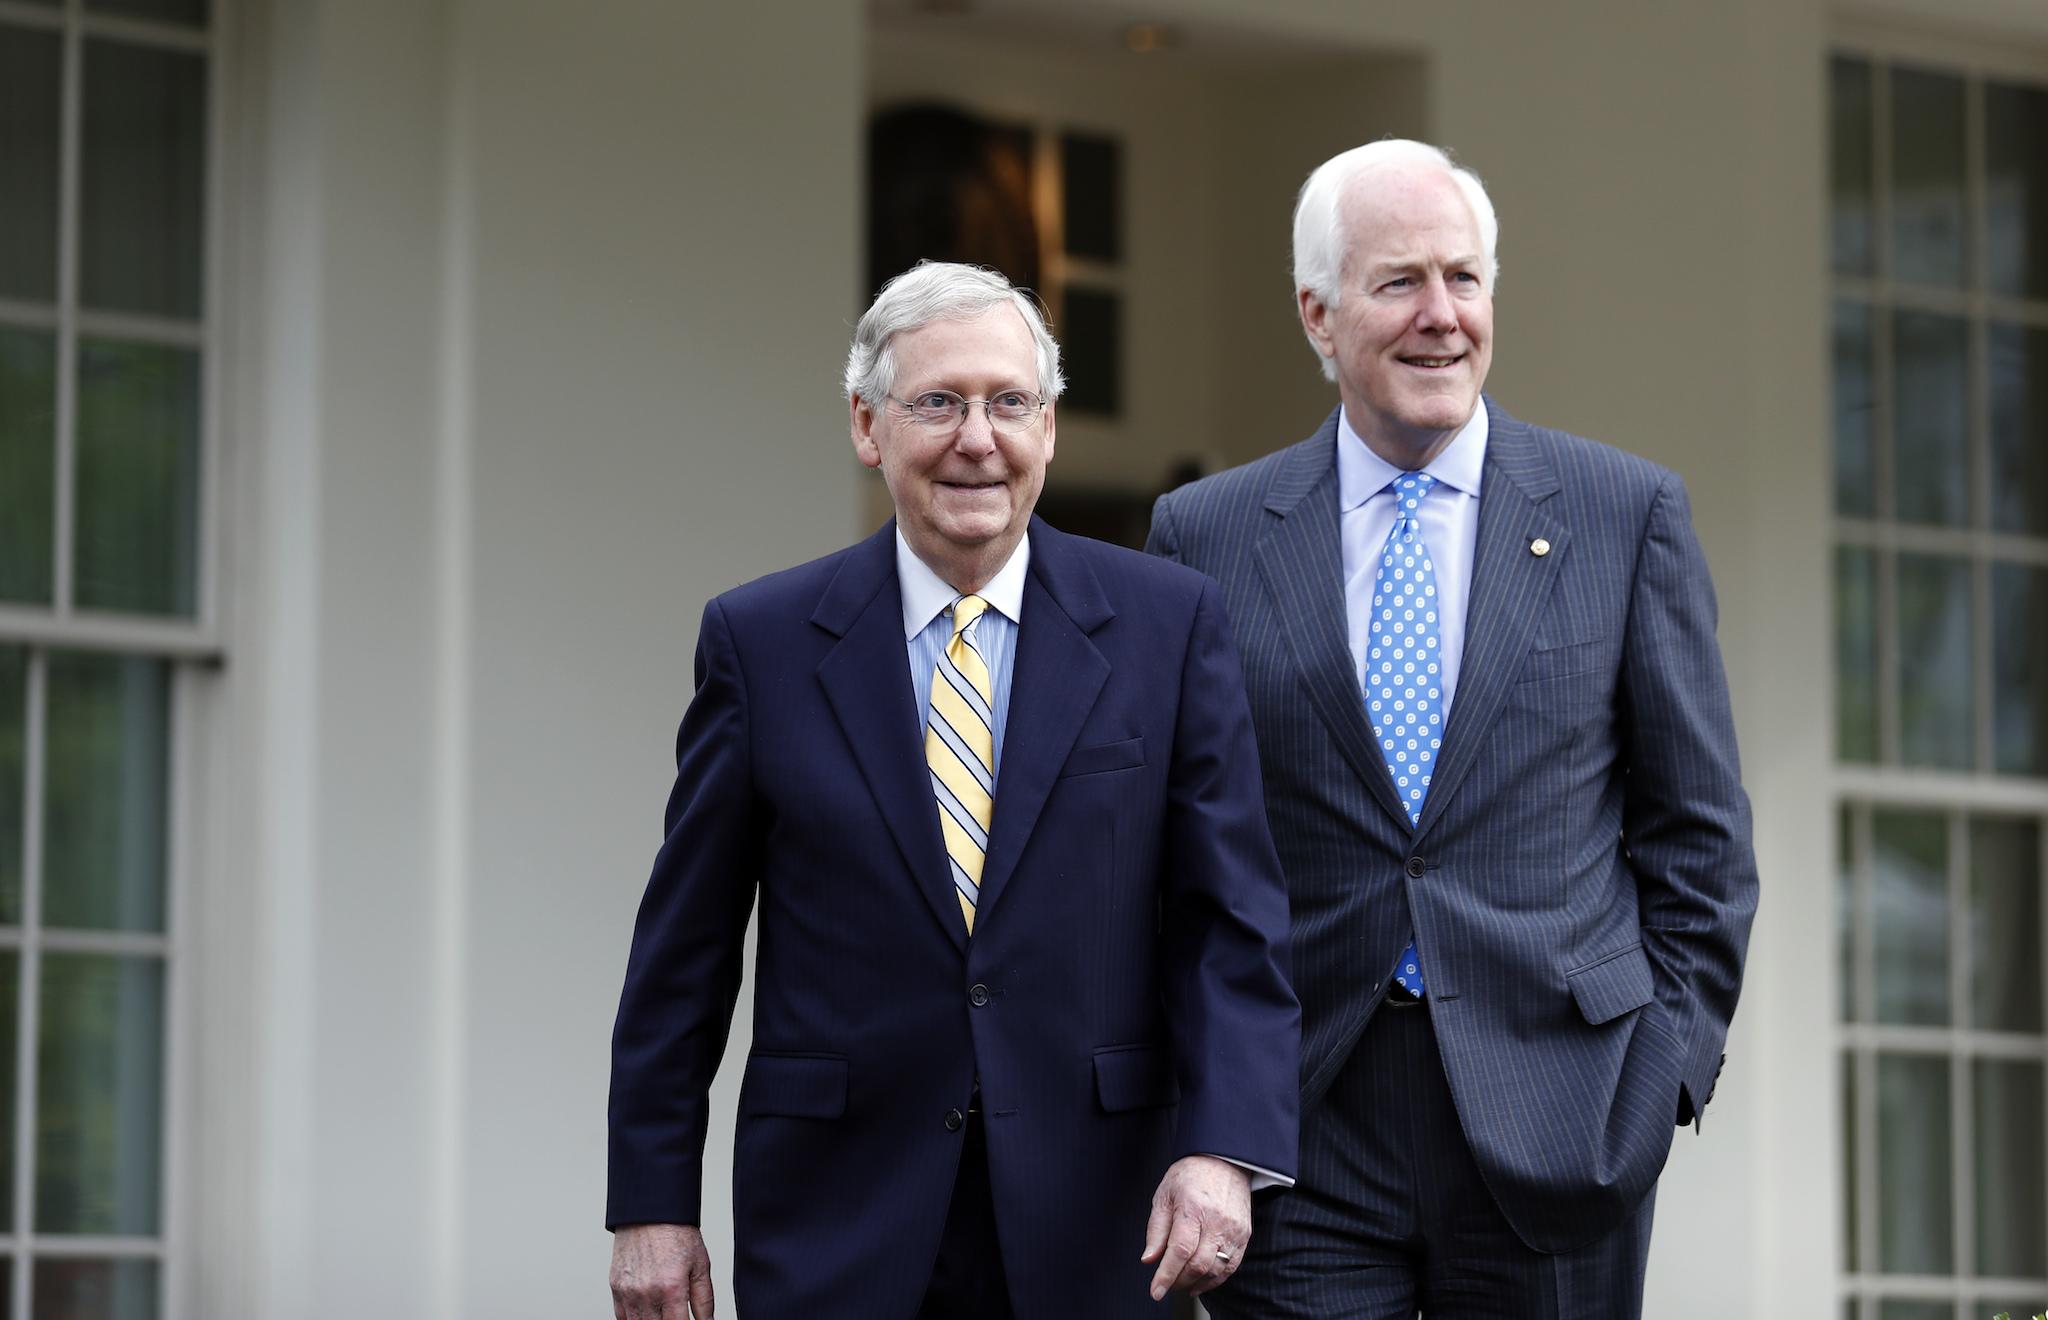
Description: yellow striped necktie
xmin=926 ymin=594 xmax=995 ymax=934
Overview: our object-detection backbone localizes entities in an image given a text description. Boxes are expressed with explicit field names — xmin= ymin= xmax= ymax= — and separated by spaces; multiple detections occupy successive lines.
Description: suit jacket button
xmin=944 ymin=1108 xmax=964 ymax=1132
xmin=1406 ymin=856 xmax=1426 ymax=878
xmin=969 ymin=983 xmax=990 ymax=1007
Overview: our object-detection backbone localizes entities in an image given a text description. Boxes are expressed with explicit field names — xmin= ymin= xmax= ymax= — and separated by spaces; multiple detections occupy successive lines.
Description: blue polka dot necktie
xmin=1366 ymin=473 xmax=1441 ymax=998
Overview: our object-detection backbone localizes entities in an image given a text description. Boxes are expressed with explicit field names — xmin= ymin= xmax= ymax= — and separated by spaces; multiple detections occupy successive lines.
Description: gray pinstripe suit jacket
xmin=1147 ymin=398 xmax=1758 ymax=1253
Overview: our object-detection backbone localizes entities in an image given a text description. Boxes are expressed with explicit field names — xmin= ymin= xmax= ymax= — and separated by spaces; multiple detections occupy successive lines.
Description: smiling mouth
xmin=1402 ymin=355 xmax=1463 ymax=369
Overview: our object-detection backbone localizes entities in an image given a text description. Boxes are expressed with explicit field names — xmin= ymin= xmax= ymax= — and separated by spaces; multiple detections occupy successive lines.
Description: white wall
xmin=199 ymin=0 xmax=2048 ymax=1315
xmin=208 ymin=1 xmax=861 ymax=1316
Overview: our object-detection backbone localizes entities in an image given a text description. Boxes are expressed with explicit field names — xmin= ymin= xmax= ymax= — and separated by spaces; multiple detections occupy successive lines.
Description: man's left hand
xmin=1139 ymin=1154 xmax=1251 ymax=1300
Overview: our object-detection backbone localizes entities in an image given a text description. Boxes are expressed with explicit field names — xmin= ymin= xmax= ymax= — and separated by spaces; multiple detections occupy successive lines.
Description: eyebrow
xmin=1366 ymin=254 xmax=1482 ymax=280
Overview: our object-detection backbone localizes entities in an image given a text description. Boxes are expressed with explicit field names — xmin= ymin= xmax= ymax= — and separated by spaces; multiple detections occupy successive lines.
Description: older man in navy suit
xmin=607 ymin=262 xmax=1299 ymax=1320
xmin=1147 ymin=140 xmax=1759 ymax=1318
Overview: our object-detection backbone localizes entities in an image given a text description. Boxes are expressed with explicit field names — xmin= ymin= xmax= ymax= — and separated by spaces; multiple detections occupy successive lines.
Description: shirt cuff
xmin=1206 ymin=1154 xmax=1295 ymax=1192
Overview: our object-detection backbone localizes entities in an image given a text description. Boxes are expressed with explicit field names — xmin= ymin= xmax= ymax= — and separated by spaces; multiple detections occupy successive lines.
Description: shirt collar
xmin=1336 ymin=401 xmax=1489 ymax=512
xmin=897 ymin=528 xmax=1030 ymax=640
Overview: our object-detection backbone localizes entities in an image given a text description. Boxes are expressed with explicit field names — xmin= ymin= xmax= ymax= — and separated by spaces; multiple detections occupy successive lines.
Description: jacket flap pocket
xmin=1566 ymin=945 xmax=1654 ymax=1025
xmin=1061 ymin=736 xmax=1146 ymax=778
xmin=1093 ymin=1044 xmax=1179 ymax=1112
xmin=739 ymin=1052 xmax=848 ymax=1119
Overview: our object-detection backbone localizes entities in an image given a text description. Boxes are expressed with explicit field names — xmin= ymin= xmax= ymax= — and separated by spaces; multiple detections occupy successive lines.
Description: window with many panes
xmin=0 ymin=0 xmax=215 ymax=1316
xmin=1831 ymin=38 xmax=2048 ymax=1320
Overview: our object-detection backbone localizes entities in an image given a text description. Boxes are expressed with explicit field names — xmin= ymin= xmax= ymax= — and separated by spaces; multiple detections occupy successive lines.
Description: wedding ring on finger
xmin=1214 ymin=1246 xmax=1233 ymax=1262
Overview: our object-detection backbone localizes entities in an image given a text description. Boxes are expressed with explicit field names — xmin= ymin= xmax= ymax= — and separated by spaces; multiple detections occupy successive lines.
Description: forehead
xmin=890 ymin=306 xmax=1038 ymax=384
xmin=1339 ymin=166 xmax=1483 ymax=271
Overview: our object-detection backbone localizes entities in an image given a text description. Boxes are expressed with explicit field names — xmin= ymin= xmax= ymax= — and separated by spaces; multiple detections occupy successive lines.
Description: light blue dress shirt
xmin=1336 ymin=405 xmax=1489 ymax=719
xmin=898 ymin=530 xmax=1026 ymax=779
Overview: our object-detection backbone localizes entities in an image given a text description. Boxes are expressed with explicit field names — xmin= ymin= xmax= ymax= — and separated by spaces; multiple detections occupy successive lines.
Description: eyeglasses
xmin=886 ymin=389 xmax=1048 ymax=434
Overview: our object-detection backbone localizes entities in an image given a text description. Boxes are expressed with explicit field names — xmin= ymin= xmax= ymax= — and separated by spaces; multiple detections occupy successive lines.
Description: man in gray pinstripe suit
xmin=1146 ymin=139 xmax=1759 ymax=1318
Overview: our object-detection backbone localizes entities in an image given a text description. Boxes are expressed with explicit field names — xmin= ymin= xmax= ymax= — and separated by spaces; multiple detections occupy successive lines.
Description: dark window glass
xmin=0 ymin=24 xmax=61 ymax=302
xmin=1891 ymin=312 xmax=1969 ymax=527
xmin=80 ymin=40 xmax=206 ymax=319
xmin=1833 ymin=300 xmax=1876 ymax=517
xmin=73 ymin=339 xmax=202 ymax=618
xmin=1989 ymin=323 xmax=2048 ymax=536
xmin=1059 ymin=287 xmax=1121 ymax=416
xmin=0 ymin=327 xmax=57 ymax=606
xmin=1831 ymin=56 xmax=1876 ymax=276
xmin=1060 ymin=131 xmax=1121 ymax=262
xmin=1986 ymin=79 xmax=2048 ymax=299
xmin=1890 ymin=66 xmax=1968 ymax=287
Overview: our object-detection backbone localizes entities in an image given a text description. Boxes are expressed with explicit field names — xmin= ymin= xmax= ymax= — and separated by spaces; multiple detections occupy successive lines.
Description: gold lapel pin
xmin=1530 ymin=538 xmax=1551 ymax=557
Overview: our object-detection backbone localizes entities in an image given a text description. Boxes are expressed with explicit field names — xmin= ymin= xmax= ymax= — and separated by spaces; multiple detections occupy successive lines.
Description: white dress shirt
xmin=1337 ymin=405 xmax=1489 ymax=720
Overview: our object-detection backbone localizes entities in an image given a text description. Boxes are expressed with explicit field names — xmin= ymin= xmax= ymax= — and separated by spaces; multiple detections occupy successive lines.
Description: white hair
xmin=1291 ymin=139 xmax=1500 ymax=381
xmin=843 ymin=260 xmax=1066 ymax=404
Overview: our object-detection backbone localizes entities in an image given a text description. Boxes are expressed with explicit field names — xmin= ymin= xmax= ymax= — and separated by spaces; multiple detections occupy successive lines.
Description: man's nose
xmin=1415 ymin=277 xmax=1458 ymax=331
xmin=952 ymin=407 xmax=999 ymax=455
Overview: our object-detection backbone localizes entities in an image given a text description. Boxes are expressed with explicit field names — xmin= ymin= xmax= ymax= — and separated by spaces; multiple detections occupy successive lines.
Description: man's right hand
xmin=610 ymin=1223 xmax=715 ymax=1320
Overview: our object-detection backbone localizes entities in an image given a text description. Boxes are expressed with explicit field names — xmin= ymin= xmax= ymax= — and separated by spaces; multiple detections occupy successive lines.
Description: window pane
xmin=0 ymin=950 xmax=16 ymax=1233
xmin=72 ymin=339 xmax=201 ymax=618
xmin=1843 ymin=1053 xmax=1860 ymax=1271
xmin=1896 ymin=554 xmax=1973 ymax=771
xmin=1873 ymin=809 xmax=1948 ymax=1027
xmin=1891 ymin=66 xmax=1968 ymax=287
xmin=1833 ymin=56 xmax=1876 ymax=275
xmin=1878 ymin=1052 xmax=1953 ymax=1275
xmin=86 ymin=0 xmax=206 ymax=21
xmin=1990 ymin=323 xmax=2048 ymax=537
xmin=1992 ymin=563 xmax=2048 ymax=777
xmin=0 ymin=327 xmax=56 ymax=606
xmin=0 ymin=646 xmax=22 ymax=925
xmin=1986 ymin=79 xmax=2048 ymax=300
xmin=1876 ymin=1305 xmax=1949 ymax=1320
xmin=1838 ymin=547 xmax=1878 ymax=763
xmin=1060 ymin=286 xmax=1122 ymax=416
xmin=1975 ymin=1059 xmax=2047 ymax=1279
xmin=1971 ymin=817 xmax=2043 ymax=1033
xmin=43 ymin=652 xmax=168 ymax=933
xmin=1840 ymin=804 xmax=1859 ymax=1022
xmin=32 ymin=1258 xmax=157 ymax=1320
xmin=0 ymin=24 xmax=61 ymax=302
xmin=79 ymin=39 xmax=205 ymax=319
xmin=36 ymin=954 xmax=164 ymax=1235
xmin=1892 ymin=312 xmax=1970 ymax=527
xmin=1835 ymin=300 xmax=1876 ymax=517
xmin=1060 ymin=131 xmax=1120 ymax=262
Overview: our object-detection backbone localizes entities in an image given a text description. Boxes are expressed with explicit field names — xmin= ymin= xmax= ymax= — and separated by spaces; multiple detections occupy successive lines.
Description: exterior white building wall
xmin=191 ymin=0 xmax=2048 ymax=1316
xmin=209 ymin=2 xmax=860 ymax=1317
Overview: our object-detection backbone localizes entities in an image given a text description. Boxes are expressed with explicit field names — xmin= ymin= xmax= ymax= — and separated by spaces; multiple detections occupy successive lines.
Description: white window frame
xmin=0 ymin=2 xmax=230 ymax=1317
xmin=1833 ymin=21 xmax=2048 ymax=1319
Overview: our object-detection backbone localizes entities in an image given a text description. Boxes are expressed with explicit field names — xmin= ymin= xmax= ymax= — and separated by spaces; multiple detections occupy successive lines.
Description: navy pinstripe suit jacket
xmin=1147 ymin=399 xmax=1758 ymax=1252
xmin=608 ymin=518 xmax=1300 ymax=1319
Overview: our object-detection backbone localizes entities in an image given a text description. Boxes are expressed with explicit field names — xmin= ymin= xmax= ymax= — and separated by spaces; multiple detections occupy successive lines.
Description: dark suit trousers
xmin=917 ymin=1110 xmax=1017 ymax=1320
xmin=1207 ymin=1001 xmax=1654 ymax=1320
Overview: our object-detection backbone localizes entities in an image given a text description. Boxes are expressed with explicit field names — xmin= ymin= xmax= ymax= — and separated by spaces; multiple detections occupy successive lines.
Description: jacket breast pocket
xmin=1093 ymin=1043 xmax=1179 ymax=1112
xmin=1515 ymin=638 xmax=1607 ymax=685
xmin=1060 ymin=736 xmax=1146 ymax=779
xmin=1565 ymin=944 xmax=1655 ymax=1025
xmin=738 ymin=1052 xmax=848 ymax=1119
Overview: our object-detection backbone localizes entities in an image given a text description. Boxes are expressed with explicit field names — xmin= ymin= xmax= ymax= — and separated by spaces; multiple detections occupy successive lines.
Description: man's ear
xmin=1298 ymin=286 xmax=1337 ymax=361
xmin=850 ymin=395 xmax=882 ymax=470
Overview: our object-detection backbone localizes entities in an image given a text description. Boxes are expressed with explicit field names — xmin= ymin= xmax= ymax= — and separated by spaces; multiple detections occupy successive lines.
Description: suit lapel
xmin=812 ymin=524 xmax=965 ymax=952
xmin=977 ymin=520 xmax=1111 ymax=927
xmin=1252 ymin=420 xmax=1415 ymax=833
xmin=1415 ymin=402 xmax=1567 ymax=837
